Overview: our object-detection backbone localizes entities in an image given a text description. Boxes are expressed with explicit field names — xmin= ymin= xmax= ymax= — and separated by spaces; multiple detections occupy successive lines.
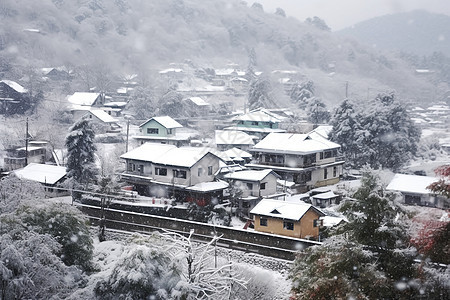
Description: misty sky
xmin=257 ymin=0 xmax=450 ymax=30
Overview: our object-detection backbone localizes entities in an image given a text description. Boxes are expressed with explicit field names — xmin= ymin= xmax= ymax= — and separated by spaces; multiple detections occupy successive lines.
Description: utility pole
xmin=126 ymin=119 xmax=130 ymax=152
xmin=25 ymin=117 xmax=29 ymax=166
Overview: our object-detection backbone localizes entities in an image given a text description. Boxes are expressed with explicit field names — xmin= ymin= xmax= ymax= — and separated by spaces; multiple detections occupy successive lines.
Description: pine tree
xmin=330 ymin=99 xmax=360 ymax=166
xmin=248 ymin=75 xmax=273 ymax=110
xmin=65 ymin=119 xmax=98 ymax=191
xmin=306 ymin=97 xmax=330 ymax=125
xmin=289 ymin=80 xmax=314 ymax=108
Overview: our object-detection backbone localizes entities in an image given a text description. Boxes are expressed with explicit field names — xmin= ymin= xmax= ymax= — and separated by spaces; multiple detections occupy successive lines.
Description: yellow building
xmin=250 ymin=199 xmax=324 ymax=239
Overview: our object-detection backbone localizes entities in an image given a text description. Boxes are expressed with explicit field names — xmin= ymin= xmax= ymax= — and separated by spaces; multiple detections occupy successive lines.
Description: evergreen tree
xmin=330 ymin=93 xmax=420 ymax=171
xmin=290 ymin=170 xmax=449 ymax=299
xmin=65 ymin=119 xmax=98 ymax=192
xmin=289 ymin=80 xmax=314 ymax=108
xmin=306 ymin=97 xmax=330 ymax=125
xmin=330 ymin=99 xmax=360 ymax=166
xmin=158 ymin=90 xmax=185 ymax=118
xmin=248 ymin=75 xmax=273 ymax=110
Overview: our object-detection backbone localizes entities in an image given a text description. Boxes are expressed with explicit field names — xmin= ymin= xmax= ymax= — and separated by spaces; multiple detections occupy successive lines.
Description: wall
xmin=253 ymin=208 xmax=321 ymax=239
xmin=140 ymin=120 xmax=171 ymax=137
xmin=190 ymin=153 xmax=220 ymax=185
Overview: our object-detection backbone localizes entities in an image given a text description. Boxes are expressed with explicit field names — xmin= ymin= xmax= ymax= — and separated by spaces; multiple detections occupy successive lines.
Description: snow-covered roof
xmin=250 ymin=199 xmax=324 ymax=221
xmin=14 ymin=163 xmax=66 ymax=185
xmin=185 ymin=181 xmax=229 ymax=192
xmin=312 ymin=191 xmax=339 ymax=200
xmin=85 ymin=110 xmax=118 ymax=123
xmin=103 ymin=101 xmax=128 ymax=107
xmin=139 ymin=116 xmax=183 ymax=129
xmin=186 ymin=97 xmax=210 ymax=106
xmin=67 ymin=92 xmax=100 ymax=106
xmin=120 ymin=143 xmax=220 ymax=168
xmin=233 ymin=109 xmax=284 ymax=123
xmin=224 ymin=126 xmax=286 ymax=134
xmin=308 ymin=125 xmax=333 ymax=139
xmin=223 ymin=169 xmax=278 ymax=182
xmin=386 ymin=174 xmax=439 ymax=195
xmin=215 ymin=68 xmax=235 ymax=76
xmin=0 ymin=80 xmax=28 ymax=93
xmin=320 ymin=216 xmax=345 ymax=227
xmin=159 ymin=68 xmax=183 ymax=74
xmin=215 ymin=130 xmax=255 ymax=146
xmin=230 ymin=77 xmax=248 ymax=82
xmin=224 ymin=147 xmax=252 ymax=159
xmin=252 ymin=132 xmax=341 ymax=155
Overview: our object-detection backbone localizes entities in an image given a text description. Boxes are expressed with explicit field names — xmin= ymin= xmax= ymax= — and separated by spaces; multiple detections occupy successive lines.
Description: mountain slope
xmin=0 ymin=0 xmax=440 ymax=105
xmin=337 ymin=10 xmax=450 ymax=56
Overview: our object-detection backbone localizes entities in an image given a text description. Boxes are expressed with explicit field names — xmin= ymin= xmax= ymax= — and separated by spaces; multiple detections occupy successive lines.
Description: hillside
xmin=337 ymin=10 xmax=450 ymax=56
xmin=0 ymin=0 xmax=442 ymax=106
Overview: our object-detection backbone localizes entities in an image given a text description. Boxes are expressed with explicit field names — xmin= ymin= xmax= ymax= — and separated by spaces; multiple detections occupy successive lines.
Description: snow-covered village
xmin=0 ymin=0 xmax=449 ymax=299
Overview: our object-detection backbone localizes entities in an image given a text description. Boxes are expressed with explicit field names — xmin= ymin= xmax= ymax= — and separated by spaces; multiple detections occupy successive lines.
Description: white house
xmin=134 ymin=116 xmax=196 ymax=147
xmin=13 ymin=163 xmax=67 ymax=196
xmin=120 ymin=143 xmax=227 ymax=205
xmin=82 ymin=110 xmax=121 ymax=133
xmin=215 ymin=130 xmax=255 ymax=151
xmin=223 ymin=169 xmax=280 ymax=217
xmin=386 ymin=174 xmax=447 ymax=208
xmin=248 ymin=131 xmax=344 ymax=193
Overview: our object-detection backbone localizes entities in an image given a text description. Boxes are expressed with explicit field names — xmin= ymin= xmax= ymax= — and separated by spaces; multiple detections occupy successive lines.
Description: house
xmin=311 ymin=191 xmax=341 ymax=208
xmin=250 ymin=199 xmax=325 ymax=239
xmin=224 ymin=108 xmax=286 ymax=140
xmin=66 ymin=92 xmax=105 ymax=118
xmin=81 ymin=110 xmax=121 ymax=133
xmin=3 ymin=141 xmax=48 ymax=171
xmin=223 ymin=147 xmax=253 ymax=164
xmin=215 ymin=130 xmax=255 ymax=151
xmin=386 ymin=174 xmax=447 ymax=208
xmin=248 ymin=131 xmax=344 ymax=193
xmin=13 ymin=163 xmax=68 ymax=196
xmin=120 ymin=143 xmax=227 ymax=205
xmin=133 ymin=116 xmax=194 ymax=147
xmin=0 ymin=80 xmax=28 ymax=115
xmin=223 ymin=169 xmax=279 ymax=217
xmin=40 ymin=67 xmax=72 ymax=81
xmin=183 ymin=97 xmax=211 ymax=116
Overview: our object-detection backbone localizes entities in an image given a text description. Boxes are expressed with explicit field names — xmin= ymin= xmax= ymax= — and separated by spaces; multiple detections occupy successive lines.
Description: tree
xmin=94 ymin=235 xmax=184 ymax=299
xmin=275 ymin=8 xmax=286 ymax=17
xmin=329 ymin=99 xmax=361 ymax=166
xmin=158 ymin=90 xmax=185 ymax=118
xmin=160 ymin=230 xmax=246 ymax=299
xmin=18 ymin=204 xmax=94 ymax=271
xmin=306 ymin=97 xmax=330 ymax=125
xmin=248 ymin=75 xmax=273 ymax=110
xmin=427 ymin=165 xmax=450 ymax=199
xmin=289 ymin=80 xmax=314 ymax=108
xmin=65 ymin=119 xmax=98 ymax=195
xmin=290 ymin=169 xmax=450 ymax=299
xmin=127 ymin=85 xmax=157 ymax=120
xmin=305 ymin=16 xmax=331 ymax=31
xmin=329 ymin=93 xmax=420 ymax=171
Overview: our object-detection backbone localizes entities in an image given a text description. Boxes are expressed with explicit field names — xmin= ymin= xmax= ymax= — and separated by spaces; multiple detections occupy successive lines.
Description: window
xmin=251 ymin=121 xmax=258 ymax=126
xmin=324 ymin=151 xmax=333 ymax=159
xmin=237 ymin=120 xmax=244 ymax=125
xmin=260 ymin=182 xmax=266 ymax=190
xmin=242 ymin=201 xmax=250 ymax=208
xmin=283 ymin=221 xmax=294 ymax=230
xmin=147 ymin=128 xmax=159 ymax=134
xmin=320 ymin=152 xmax=324 ymax=160
xmin=139 ymin=164 xmax=144 ymax=173
xmin=260 ymin=218 xmax=268 ymax=226
xmin=324 ymin=168 xmax=328 ymax=180
xmin=167 ymin=128 xmax=173 ymax=135
xmin=173 ymin=170 xmax=187 ymax=179
xmin=247 ymin=183 xmax=253 ymax=190
xmin=155 ymin=167 xmax=167 ymax=176
xmin=333 ymin=166 xmax=337 ymax=177
xmin=208 ymin=166 xmax=213 ymax=176
xmin=128 ymin=163 xmax=135 ymax=171
xmin=198 ymin=167 xmax=203 ymax=176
